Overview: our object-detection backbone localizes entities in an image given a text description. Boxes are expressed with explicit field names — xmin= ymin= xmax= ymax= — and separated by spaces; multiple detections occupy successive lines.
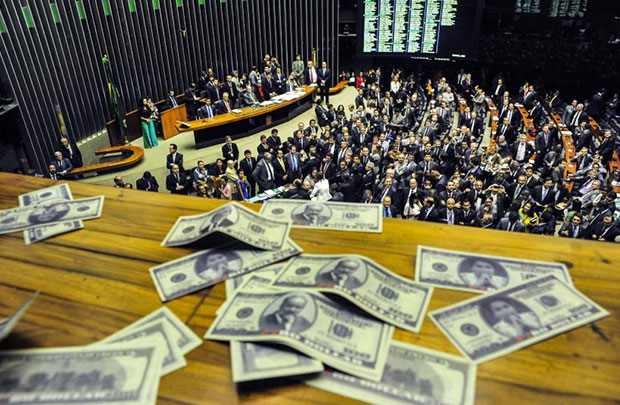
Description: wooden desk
xmin=329 ymin=80 xmax=348 ymax=95
xmin=69 ymin=145 xmax=144 ymax=175
xmin=589 ymin=117 xmax=620 ymax=193
xmin=177 ymin=87 xmax=317 ymax=149
xmin=0 ymin=173 xmax=618 ymax=404
xmin=544 ymin=106 xmax=578 ymax=191
xmin=515 ymin=104 xmax=535 ymax=142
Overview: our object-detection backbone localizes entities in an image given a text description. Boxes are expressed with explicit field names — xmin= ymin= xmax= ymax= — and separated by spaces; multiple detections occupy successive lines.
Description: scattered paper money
xmin=0 ymin=292 xmax=39 ymax=343
xmin=270 ymin=254 xmax=433 ymax=333
xmin=150 ymin=239 xmax=302 ymax=302
xmin=415 ymin=246 xmax=573 ymax=293
xmin=260 ymin=200 xmax=383 ymax=233
xmin=133 ymin=307 xmax=202 ymax=355
xmin=161 ymin=202 xmax=291 ymax=250
xmin=430 ymin=274 xmax=609 ymax=364
xmin=0 ymin=196 xmax=104 ymax=235
xmin=227 ymin=272 xmax=324 ymax=382
xmin=225 ymin=263 xmax=285 ymax=297
xmin=0 ymin=342 xmax=163 ymax=405
xmin=18 ymin=184 xmax=83 ymax=244
xmin=95 ymin=319 xmax=186 ymax=376
xmin=306 ymin=340 xmax=476 ymax=405
xmin=205 ymin=290 xmax=394 ymax=381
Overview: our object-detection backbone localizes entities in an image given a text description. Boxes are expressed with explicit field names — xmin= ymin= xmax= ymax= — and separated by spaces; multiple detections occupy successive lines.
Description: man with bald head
xmin=316 ymin=259 xmax=364 ymax=289
xmin=259 ymin=294 xmax=312 ymax=333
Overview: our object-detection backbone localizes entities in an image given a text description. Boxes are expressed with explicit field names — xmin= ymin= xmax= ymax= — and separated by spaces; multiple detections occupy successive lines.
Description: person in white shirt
xmin=310 ymin=174 xmax=332 ymax=201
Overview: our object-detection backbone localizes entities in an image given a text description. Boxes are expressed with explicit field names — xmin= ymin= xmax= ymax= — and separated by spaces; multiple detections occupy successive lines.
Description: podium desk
xmin=0 ymin=173 xmax=618 ymax=404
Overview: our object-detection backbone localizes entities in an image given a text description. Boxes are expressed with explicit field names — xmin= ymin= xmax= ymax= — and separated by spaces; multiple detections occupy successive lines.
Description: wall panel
xmin=0 ymin=0 xmax=339 ymax=173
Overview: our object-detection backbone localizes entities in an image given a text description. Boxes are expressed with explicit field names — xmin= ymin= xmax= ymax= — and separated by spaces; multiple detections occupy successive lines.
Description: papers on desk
xmin=264 ymin=190 xmax=276 ymax=197
xmin=271 ymin=91 xmax=306 ymax=102
xmin=231 ymin=109 xmax=242 ymax=114
xmin=309 ymin=83 xmax=318 ymax=87
xmin=259 ymin=101 xmax=275 ymax=107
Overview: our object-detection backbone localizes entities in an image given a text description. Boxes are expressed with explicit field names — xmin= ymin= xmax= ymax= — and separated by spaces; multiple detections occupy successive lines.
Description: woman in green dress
xmin=139 ymin=98 xmax=158 ymax=148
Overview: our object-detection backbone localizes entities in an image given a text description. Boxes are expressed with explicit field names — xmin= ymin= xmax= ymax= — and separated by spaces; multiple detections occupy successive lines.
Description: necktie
xmin=280 ymin=159 xmax=285 ymax=170
xmin=502 ymin=125 xmax=507 ymax=135
xmin=542 ymin=188 xmax=547 ymax=201
xmin=247 ymin=159 xmax=252 ymax=170
xmin=448 ymin=210 xmax=453 ymax=224
xmin=292 ymin=155 xmax=297 ymax=172
xmin=175 ymin=174 xmax=179 ymax=184
xmin=323 ymin=162 xmax=329 ymax=175
xmin=266 ymin=163 xmax=273 ymax=181
xmin=208 ymin=106 xmax=213 ymax=118
xmin=573 ymin=227 xmax=578 ymax=238
xmin=225 ymin=101 xmax=230 ymax=112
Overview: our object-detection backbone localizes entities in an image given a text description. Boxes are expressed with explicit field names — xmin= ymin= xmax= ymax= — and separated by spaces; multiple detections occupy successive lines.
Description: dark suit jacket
xmin=496 ymin=218 xmax=526 ymax=232
xmin=239 ymin=157 xmax=257 ymax=181
xmin=221 ymin=81 xmax=238 ymax=100
xmin=215 ymin=99 xmax=234 ymax=115
xmin=221 ymin=143 xmax=239 ymax=162
xmin=52 ymin=158 xmax=73 ymax=175
xmin=419 ymin=205 xmax=439 ymax=222
xmin=531 ymin=185 xmax=555 ymax=206
xmin=165 ymin=173 xmax=189 ymax=194
xmin=58 ymin=141 xmax=83 ymax=168
xmin=166 ymin=153 xmax=185 ymax=173
xmin=165 ymin=95 xmax=180 ymax=110
xmin=559 ymin=223 xmax=585 ymax=239
xmin=240 ymin=90 xmax=258 ymax=107
xmin=317 ymin=67 xmax=331 ymax=86
xmin=273 ymin=158 xmax=288 ymax=186
xmin=511 ymin=142 xmax=535 ymax=162
xmin=136 ymin=177 xmax=159 ymax=192
xmin=252 ymin=160 xmax=275 ymax=191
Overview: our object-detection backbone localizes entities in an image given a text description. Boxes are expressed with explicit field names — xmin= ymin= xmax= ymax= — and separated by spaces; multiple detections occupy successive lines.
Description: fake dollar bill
xmin=429 ymin=274 xmax=609 ymax=364
xmin=415 ymin=245 xmax=573 ymax=293
xmin=132 ymin=307 xmax=202 ymax=355
xmin=269 ymin=254 xmax=433 ymax=333
xmin=260 ymin=200 xmax=383 ymax=233
xmin=226 ymin=271 xmax=324 ymax=382
xmin=0 ymin=342 xmax=163 ymax=405
xmin=18 ymin=184 xmax=83 ymax=244
xmin=205 ymin=290 xmax=394 ymax=381
xmin=95 ymin=319 xmax=186 ymax=376
xmin=306 ymin=340 xmax=476 ymax=405
xmin=150 ymin=239 xmax=301 ymax=302
xmin=161 ymin=202 xmax=291 ymax=250
xmin=0 ymin=196 xmax=104 ymax=235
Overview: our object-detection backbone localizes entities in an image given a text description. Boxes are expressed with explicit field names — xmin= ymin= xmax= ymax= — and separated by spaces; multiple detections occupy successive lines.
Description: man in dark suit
xmin=221 ymin=136 xmax=239 ymax=164
xmin=252 ymin=152 xmax=276 ymax=192
xmin=496 ymin=212 xmax=526 ymax=232
xmin=303 ymin=60 xmax=319 ymax=87
xmin=532 ymin=178 xmax=556 ymax=208
xmin=240 ymin=85 xmax=259 ymax=107
xmin=184 ymin=83 xmax=201 ymax=120
xmin=317 ymin=61 xmax=331 ymax=105
xmin=58 ymin=137 xmax=83 ymax=168
xmin=239 ymin=150 xmax=257 ymax=196
xmin=165 ymin=89 xmax=180 ymax=110
xmin=587 ymin=214 xmax=619 ymax=242
xmin=522 ymin=85 xmax=537 ymax=109
xmin=511 ymin=135 xmax=535 ymax=164
xmin=267 ymin=129 xmax=282 ymax=153
xmin=221 ymin=75 xmax=238 ymax=103
xmin=47 ymin=164 xmax=59 ymax=180
xmin=166 ymin=144 xmax=184 ymax=173
xmin=319 ymin=154 xmax=337 ymax=182
xmin=136 ymin=171 xmax=159 ymax=192
xmin=568 ymin=103 xmax=587 ymax=129
xmin=534 ymin=125 xmax=556 ymax=169
xmin=259 ymin=294 xmax=312 ymax=333
xmin=272 ymin=149 xmax=289 ymax=186
xmin=262 ymin=72 xmax=277 ymax=100
xmin=501 ymin=103 xmax=521 ymax=128
xmin=215 ymin=93 xmax=234 ymax=115
xmin=285 ymin=145 xmax=302 ymax=181
xmin=316 ymin=259 xmax=364 ymax=289
xmin=459 ymin=200 xmax=480 ymax=226
xmin=166 ymin=164 xmax=189 ymax=195
xmin=438 ymin=198 xmax=460 ymax=225
xmin=495 ymin=117 xmax=517 ymax=145
xmin=273 ymin=67 xmax=286 ymax=94
xmin=588 ymin=90 xmax=606 ymax=122
xmin=419 ymin=196 xmax=439 ymax=222
xmin=492 ymin=78 xmax=506 ymax=104
xmin=598 ymin=130 xmax=615 ymax=165
xmin=52 ymin=151 xmax=73 ymax=178
xmin=468 ymin=111 xmax=483 ymax=139
xmin=559 ymin=214 xmax=585 ymax=239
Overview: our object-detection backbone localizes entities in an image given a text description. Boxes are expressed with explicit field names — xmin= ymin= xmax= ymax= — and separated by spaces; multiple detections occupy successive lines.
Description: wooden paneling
xmin=0 ymin=172 xmax=618 ymax=404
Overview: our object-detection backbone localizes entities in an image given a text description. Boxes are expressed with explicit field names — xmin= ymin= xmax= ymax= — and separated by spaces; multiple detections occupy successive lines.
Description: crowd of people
xmin=41 ymin=50 xmax=601 ymax=243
